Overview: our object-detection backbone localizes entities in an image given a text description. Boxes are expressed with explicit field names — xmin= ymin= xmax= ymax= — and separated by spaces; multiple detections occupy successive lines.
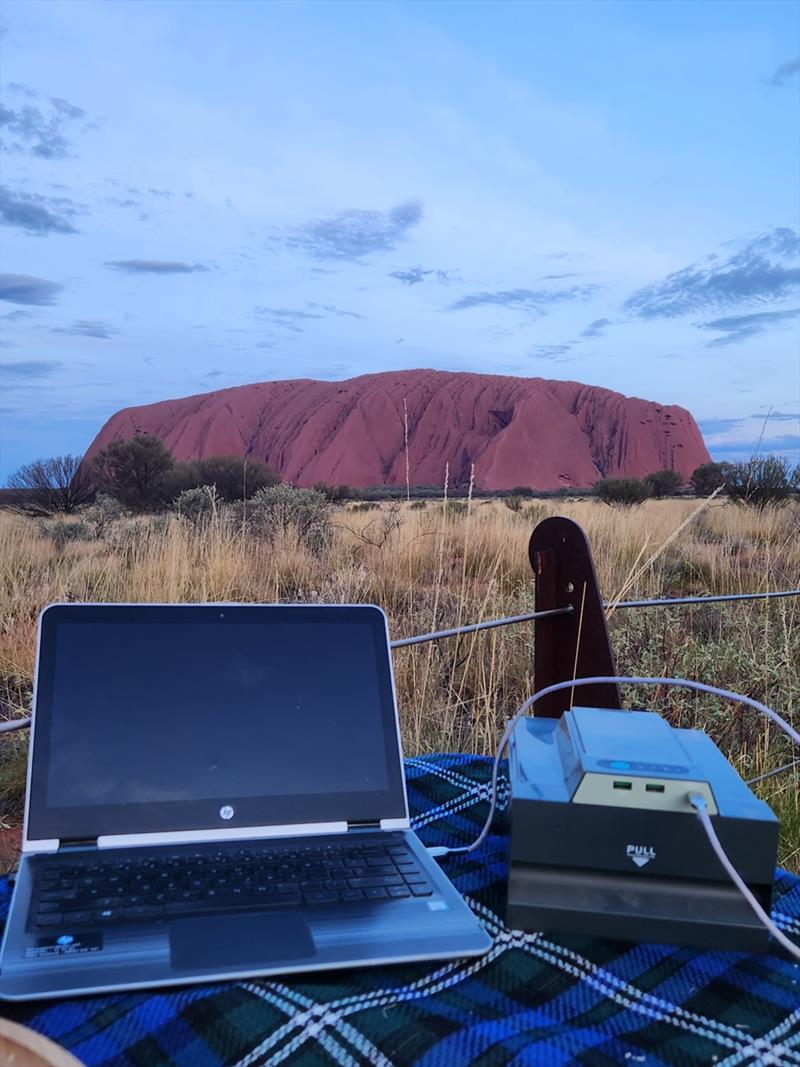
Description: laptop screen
xmin=27 ymin=604 xmax=407 ymax=841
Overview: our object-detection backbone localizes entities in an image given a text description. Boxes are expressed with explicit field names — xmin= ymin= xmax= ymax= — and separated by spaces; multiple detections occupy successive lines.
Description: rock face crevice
xmin=84 ymin=369 xmax=711 ymax=490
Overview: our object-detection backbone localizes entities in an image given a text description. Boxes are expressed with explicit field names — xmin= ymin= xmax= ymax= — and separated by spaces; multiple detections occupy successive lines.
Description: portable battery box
xmin=507 ymin=706 xmax=779 ymax=952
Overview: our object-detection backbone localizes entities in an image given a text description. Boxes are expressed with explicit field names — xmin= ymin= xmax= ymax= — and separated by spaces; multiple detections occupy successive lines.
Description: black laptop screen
xmin=28 ymin=604 xmax=407 ymax=840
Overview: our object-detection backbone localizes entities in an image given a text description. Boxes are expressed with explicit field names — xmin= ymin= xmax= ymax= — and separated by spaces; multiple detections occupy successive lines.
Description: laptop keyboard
xmin=30 ymin=838 xmax=435 ymax=930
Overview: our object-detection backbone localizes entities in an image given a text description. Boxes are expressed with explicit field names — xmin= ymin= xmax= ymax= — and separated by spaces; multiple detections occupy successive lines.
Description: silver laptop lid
xmin=25 ymin=603 xmax=409 ymax=847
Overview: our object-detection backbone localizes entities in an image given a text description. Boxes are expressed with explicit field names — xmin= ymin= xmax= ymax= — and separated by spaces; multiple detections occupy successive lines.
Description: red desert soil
xmin=85 ymin=368 xmax=711 ymax=490
xmin=0 ymin=823 xmax=22 ymax=876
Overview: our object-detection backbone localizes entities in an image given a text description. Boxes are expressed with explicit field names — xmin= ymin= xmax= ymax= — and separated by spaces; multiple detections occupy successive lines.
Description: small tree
xmin=644 ymin=469 xmax=683 ymax=498
xmin=690 ymin=461 xmax=731 ymax=496
xmin=594 ymin=477 xmax=652 ymax=507
xmin=89 ymin=434 xmax=175 ymax=512
xmin=7 ymin=455 xmax=93 ymax=514
xmin=724 ymin=456 xmax=798 ymax=509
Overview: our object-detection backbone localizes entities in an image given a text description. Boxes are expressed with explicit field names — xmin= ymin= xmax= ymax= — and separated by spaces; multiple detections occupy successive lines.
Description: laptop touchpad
xmin=169 ymin=913 xmax=316 ymax=971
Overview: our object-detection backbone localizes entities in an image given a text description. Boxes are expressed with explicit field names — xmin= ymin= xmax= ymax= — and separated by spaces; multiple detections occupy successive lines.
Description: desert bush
xmin=441 ymin=501 xmax=468 ymax=519
xmin=83 ymin=493 xmax=125 ymax=537
xmin=249 ymin=484 xmax=331 ymax=550
xmin=38 ymin=518 xmax=93 ymax=552
xmin=594 ymin=477 xmax=652 ymax=507
xmin=174 ymin=456 xmax=279 ymax=502
xmin=691 ymin=461 xmax=731 ymax=496
xmin=410 ymin=500 xmax=427 ymax=510
xmin=173 ymin=485 xmax=219 ymax=527
xmin=725 ymin=456 xmax=799 ymax=509
xmin=7 ymin=455 xmax=93 ymax=515
xmin=503 ymin=495 xmax=522 ymax=512
xmin=351 ymin=501 xmax=378 ymax=512
xmin=313 ymin=483 xmax=351 ymax=503
xmin=644 ymin=469 xmax=683 ymax=498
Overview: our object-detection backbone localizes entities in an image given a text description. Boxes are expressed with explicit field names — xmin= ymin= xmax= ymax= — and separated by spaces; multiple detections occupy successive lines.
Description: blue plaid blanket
xmin=2 ymin=754 xmax=799 ymax=1066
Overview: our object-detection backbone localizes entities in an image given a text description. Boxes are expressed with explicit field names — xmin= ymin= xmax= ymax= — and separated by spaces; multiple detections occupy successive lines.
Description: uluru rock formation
xmin=84 ymin=369 xmax=711 ymax=490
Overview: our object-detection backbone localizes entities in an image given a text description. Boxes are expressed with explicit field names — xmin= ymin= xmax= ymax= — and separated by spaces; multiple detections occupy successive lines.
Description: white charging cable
xmin=687 ymin=792 xmax=800 ymax=962
xmin=426 ymin=675 xmax=800 ymax=961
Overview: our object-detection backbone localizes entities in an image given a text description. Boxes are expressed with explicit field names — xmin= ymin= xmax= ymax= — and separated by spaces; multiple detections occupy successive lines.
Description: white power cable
xmin=426 ymin=675 xmax=800 ymax=961
xmin=688 ymin=793 xmax=800 ymax=963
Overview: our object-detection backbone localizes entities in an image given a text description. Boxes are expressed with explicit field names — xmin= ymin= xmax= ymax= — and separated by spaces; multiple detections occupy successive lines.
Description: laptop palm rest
xmin=169 ymin=913 xmax=316 ymax=971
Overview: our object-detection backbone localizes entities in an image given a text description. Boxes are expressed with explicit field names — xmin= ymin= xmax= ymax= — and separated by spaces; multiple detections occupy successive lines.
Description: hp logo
xmin=219 ymin=805 xmax=234 ymax=820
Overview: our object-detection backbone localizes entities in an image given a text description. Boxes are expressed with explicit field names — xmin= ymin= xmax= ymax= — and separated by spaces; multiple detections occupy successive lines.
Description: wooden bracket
xmin=529 ymin=516 xmax=622 ymax=717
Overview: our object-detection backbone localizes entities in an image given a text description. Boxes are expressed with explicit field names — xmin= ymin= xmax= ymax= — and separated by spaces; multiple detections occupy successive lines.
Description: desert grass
xmin=0 ymin=498 xmax=798 ymax=871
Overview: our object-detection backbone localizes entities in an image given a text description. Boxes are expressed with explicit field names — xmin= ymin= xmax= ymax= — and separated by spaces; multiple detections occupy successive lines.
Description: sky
xmin=0 ymin=0 xmax=798 ymax=482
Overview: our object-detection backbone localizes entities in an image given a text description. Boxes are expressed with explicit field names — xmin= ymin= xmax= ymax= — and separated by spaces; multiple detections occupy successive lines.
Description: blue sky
xmin=1 ymin=0 xmax=798 ymax=481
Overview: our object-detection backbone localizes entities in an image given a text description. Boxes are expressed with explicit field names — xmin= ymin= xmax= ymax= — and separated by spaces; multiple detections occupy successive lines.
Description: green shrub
xmin=644 ymin=469 xmax=683 ymax=498
xmin=83 ymin=493 xmax=125 ymax=537
xmin=249 ymin=484 xmax=331 ymax=550
xmin=690 ymin=461 xmax=731 ymax=496
xmin=594 ymin=477 xmax=652 ymax=507
xmin=39 ymin=519 xmax=92 ymax=550
xmin=409 ymin=500 xmax=427 ymax=510
xmin=441 ymin=501 xmax=468 ymax=519
xmin=351 ymin=501 xmax=378 ymax=512
xmin=173 ymin=485 xmax=220 ymax=526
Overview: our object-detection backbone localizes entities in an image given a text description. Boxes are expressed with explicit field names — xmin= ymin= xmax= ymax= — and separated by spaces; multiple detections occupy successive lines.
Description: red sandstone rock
xmin=83 ymin=369 xmax=711 ymax=490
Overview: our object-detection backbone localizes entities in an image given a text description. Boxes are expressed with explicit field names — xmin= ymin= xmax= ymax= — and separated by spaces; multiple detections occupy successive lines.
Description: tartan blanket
xmin=2 ymin=754 xmax=799 ymax=1067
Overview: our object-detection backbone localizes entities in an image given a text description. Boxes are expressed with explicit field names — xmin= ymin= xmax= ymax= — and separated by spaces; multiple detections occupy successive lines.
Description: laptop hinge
xmin=58 ymin=838 xmax=97 ymax=852
xmin=348 ymin=820 xmax=381 ymax=831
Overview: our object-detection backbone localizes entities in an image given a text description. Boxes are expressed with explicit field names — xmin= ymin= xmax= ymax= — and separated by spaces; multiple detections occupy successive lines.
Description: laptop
xmin=0 ymin=602 xmax=491 ymax=1001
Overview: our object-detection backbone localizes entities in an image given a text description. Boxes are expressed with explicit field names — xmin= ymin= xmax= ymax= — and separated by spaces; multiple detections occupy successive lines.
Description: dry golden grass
xmin=0 ymin=497 xmax=798 ymax=870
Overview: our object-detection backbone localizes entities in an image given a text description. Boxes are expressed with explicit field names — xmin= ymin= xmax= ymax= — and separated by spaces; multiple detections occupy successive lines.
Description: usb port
xmin=613 ymin=781 xmax=632 ymax=790
xmin=646 ymin=784 xmax=665 ymax=793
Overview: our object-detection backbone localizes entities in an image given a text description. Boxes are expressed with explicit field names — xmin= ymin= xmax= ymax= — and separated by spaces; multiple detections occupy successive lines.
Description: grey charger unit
xmin=507 ymin=706 xmax=779 ymax=952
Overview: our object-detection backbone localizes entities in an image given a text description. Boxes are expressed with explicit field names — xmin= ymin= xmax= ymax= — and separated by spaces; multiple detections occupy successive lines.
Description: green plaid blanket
xmin=2 ymin=754 xmax=799 ymax=1066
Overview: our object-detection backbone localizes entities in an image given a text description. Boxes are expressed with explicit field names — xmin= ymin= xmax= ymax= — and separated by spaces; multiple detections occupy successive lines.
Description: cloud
xmin=0 ymin=272 xmax=63 ymax=305
xmin=697 ymin=417 xmax=746 ymax=435
xmin=697 ymin=307 xmax=799 ymax=347
xmin=254 ymin=306 xmax=324 ymax=333
xmin=254 ymin=303 xmax=363 ymax=331
xmin=623 ymin=228 xmax=800 ymax=318
xmin=709 ymin=435 xmax=799 ymax=459
xmin=539 ymin=272 xmax=580 ymax=281
xmin=388 ymin=265 xmax=454 ymax=286
xmin=0 ymin=185 xmax=83 ymax=235
xmin=580 ymin=317 xmax=612 ymax=339
xmin=750 ymin=410 xmax=799 ymax=422
xmin=280 ymin=200 xmax=422 ymax=261
xmin=448 ymin=284 xmax=599 ymax=318
xmin=0 ymin=92 xmax=87 ymax=158
xmin=0 ymin=308 xmax=35 ymax=320
xmin=147 ymin=188 xmax=172 ymax=198
xmin=307 ymin=302 xmax=365 ymax=319
xmin=107 ymin=197 xmax=141 ymax=209
xmin=106 ymin=259 xmax=210 ymax=274
xmin=772 ymin=56 xmax=800 ymax=86
xmin=50 ymin=319 xmax=119 ymax=339
xmin=0 ymin=360 xmax=63 ymax=381
xmin=528 ymin=343 xmax=574 ymax=361
xmin=389 ymin=266 xmax=433 ymax=285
